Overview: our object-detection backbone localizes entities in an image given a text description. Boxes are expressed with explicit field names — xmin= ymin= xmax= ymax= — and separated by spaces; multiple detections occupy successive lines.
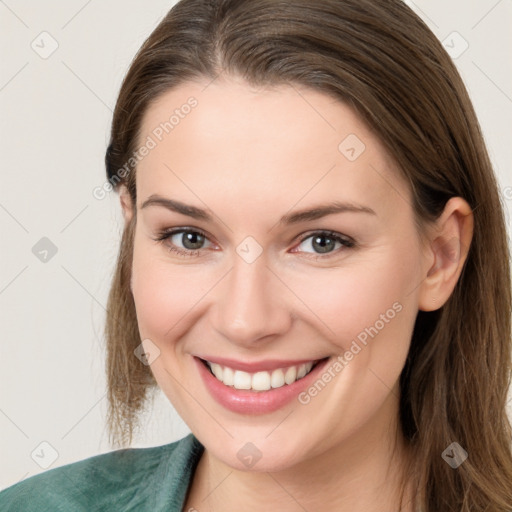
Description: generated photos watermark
xmin=298 ymin=301 xmax=403 ymax=405
xmin=93 ymin=96 xmax=198 ymax=200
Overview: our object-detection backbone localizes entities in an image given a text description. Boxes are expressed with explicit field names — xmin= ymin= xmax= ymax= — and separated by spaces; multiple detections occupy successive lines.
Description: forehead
xmin=135 ymin=77 xmax=410 ymax=224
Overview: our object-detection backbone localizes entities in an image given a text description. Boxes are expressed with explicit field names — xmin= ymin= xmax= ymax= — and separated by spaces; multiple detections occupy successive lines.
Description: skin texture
xmin=119 ymin=76 xmax=473 ymax=511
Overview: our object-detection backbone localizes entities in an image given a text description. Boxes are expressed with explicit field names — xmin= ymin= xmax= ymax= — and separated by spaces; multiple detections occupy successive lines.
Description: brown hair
xmin=104 ymin=0 xmax=512 ymax=509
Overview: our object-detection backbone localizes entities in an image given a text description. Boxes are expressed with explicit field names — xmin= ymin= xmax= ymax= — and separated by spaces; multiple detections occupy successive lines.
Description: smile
xmin=203 ymin=359 xmax=318 ymax=392
xmin=195 ymin=356 xmax=331 ymax=414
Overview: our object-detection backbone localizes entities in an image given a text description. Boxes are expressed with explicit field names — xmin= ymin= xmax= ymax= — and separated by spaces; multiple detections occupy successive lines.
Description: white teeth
xmin=233 ymin=370 xmax=252 ymax=390
xmin=211 ymin=363 xmax=223 ymax=380
xmin=270 ymin=369 xmax=285 ymax=388
xmin=206 ymin=360 xmax=318 ymax=391
xmin=223 ymin=366 xmax=234 ymax=386
xmin=284 ymin=366 xmax=297 ymax=385
xmin=252 ymin=371 xmax=271 ymax=391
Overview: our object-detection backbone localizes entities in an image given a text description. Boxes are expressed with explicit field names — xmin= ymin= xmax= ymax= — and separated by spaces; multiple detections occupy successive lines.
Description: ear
xmin=418 ymin=197 xmax=474 ymax=311
xmin=119 ymin=185 xmax=134 ymax=225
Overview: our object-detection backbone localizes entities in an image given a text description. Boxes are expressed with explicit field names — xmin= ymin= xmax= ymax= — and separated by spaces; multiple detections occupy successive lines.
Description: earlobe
xmin=418 ymin=197 xmax=474 ymax=312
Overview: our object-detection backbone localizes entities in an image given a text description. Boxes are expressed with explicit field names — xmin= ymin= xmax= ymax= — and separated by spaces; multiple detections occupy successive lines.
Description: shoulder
xmin=0 ymin=433 xmax=203 ymax=512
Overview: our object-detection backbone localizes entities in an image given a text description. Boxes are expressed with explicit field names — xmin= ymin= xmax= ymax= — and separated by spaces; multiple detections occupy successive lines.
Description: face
xmin=126 ymin=76 xmax=431 ymax=472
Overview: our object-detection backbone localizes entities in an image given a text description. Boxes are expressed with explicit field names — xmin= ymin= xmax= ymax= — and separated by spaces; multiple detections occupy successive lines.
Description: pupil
xmin=313 ymin=235 xmax=335 ymax=254
xmin=183 ymin=232 xmax=204 ymax=250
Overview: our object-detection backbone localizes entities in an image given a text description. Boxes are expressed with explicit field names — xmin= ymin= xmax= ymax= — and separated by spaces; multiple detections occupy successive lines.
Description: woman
xmin=1 ymin=0 xmax=511 ymax=510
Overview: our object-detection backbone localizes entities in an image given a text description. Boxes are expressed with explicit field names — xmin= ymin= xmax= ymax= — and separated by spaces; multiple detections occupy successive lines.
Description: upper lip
xmin=196 ymin=355 xmax=326 ymax=373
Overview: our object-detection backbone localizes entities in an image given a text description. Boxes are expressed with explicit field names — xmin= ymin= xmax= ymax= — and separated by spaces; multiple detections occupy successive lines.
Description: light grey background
xmin=1 ymin=0 xmax=511 ymax=489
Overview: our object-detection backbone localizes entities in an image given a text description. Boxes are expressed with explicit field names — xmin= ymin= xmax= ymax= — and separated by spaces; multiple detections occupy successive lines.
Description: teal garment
xmin=0 ymin=433 xmax=204 ymax=512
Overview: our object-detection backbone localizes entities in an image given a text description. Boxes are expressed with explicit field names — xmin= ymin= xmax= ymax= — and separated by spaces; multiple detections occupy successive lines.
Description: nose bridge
xmin=211 ymin=253 xmax=291 ymax=345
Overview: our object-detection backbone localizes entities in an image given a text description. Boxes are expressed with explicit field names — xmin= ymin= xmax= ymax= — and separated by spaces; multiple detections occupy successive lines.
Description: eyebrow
xmin=140 ymin=194 xmax=376 ymax=224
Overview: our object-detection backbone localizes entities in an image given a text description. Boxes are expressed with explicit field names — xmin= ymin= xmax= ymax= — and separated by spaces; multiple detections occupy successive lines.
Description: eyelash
xmin=153 ymin=228 xmax=356 ymax=259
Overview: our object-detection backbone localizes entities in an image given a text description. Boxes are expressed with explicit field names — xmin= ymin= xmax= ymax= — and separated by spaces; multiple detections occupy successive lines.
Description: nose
xmin=210 ymin=255 xmax=293 ymax=348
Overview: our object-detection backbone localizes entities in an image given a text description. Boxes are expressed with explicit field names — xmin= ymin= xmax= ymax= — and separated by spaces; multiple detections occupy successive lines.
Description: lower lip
xmin=194 ymin=356 xmax=330 ymax=414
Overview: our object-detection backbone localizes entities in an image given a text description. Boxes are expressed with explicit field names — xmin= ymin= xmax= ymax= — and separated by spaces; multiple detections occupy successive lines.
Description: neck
xmin=185 ymin=392 xmax=415 ymax=512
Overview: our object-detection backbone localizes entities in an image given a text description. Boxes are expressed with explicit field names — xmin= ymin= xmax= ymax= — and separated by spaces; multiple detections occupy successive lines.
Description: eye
xmin=292 ymin=230 xmax=355 ymax=257
xmin=153 ymin=227 xmax=355 ymax=259
xmin=154 ymin=228 xmax=215 ymax=257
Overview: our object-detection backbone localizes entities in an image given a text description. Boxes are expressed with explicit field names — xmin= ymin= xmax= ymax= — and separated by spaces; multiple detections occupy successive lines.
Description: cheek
xmin=288 ymin=245 xmax=421 ymax=357
xmin=130 ymin=236 xmax=207 ymax=341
